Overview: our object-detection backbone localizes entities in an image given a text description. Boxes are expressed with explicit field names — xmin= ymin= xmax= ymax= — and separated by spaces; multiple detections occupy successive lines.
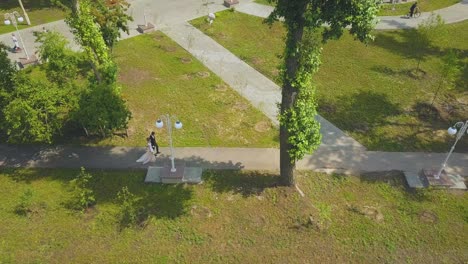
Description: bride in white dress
xmin=136 ymin=137 xmax=156 ymax=164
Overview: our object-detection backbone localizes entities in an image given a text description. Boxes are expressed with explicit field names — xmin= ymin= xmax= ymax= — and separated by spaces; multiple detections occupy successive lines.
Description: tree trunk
xmin=431 ymin=79 xmax=444 ymax=106
xmin=279 ymin=13 xmax=306 ymax=186
xmin=17 ymin=0 xmax=31 ymax=25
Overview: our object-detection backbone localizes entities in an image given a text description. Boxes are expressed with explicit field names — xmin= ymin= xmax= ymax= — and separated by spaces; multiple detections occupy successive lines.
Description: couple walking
xmin=136 ymin=131 xmax=161 ymax=164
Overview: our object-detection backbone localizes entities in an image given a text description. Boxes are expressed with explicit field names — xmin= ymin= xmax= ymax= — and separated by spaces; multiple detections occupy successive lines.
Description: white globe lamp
xmin=447 ymin=127 xmax=457 ymax=135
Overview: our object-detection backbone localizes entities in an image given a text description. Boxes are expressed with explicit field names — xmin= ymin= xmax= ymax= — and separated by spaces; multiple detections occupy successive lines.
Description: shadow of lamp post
xmin=436 ymin=120 xmax=468 ymax=179
xmin=156 ymin=114 xmax=183 ymax=173
xmin=4 ymin=11 xmax=30 ymax=59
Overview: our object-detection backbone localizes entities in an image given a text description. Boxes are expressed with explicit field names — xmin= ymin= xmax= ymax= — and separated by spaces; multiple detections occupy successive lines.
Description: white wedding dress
xmin=136 ymin=142 xmax=155 ymax=165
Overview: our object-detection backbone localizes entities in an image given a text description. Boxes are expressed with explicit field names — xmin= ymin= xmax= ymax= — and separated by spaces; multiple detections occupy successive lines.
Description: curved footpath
xmin=0 ymin=0 xmax=467 ymax=178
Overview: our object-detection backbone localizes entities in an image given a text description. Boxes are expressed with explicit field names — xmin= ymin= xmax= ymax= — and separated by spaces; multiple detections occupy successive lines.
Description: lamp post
xmin=436 ymin=120 xmax=468 ymax=179
xmin=4 ymin=11 xmax=30 ymax=59
xmin=155 ymin=114 xmax=183 ymax=173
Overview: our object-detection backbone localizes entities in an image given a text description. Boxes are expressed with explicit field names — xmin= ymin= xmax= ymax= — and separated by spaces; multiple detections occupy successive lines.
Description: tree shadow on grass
xmin=319 ymin=90 xmax=402 ymax=134
xmin=203 ymin=170 xmax=281 ymax=197
xmin=359 ymin=170 xmax=431 ymax=202
xmin=371 ymin=65 xmax=427 ymax=80
xmin=371 ymin=29 xmax=442 ymax=61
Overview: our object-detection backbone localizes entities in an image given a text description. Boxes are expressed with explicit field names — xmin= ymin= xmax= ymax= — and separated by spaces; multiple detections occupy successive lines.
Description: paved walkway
xmin=236 ymin=0 xmax=468 ymax=29
xmin=1 ymin=144 xmax=467 ymax=176
xmin=0 ymin=0 xmax=467 ymax=177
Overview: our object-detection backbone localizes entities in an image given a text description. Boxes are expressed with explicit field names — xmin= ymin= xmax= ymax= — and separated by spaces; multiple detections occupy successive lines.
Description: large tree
xmin=266 ymin=0 xmax=380 ymax=185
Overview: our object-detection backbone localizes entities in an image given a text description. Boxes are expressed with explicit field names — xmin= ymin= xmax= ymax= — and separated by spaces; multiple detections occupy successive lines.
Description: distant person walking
xmin=409 ymin=2 xmax=418 ymax=18
xmin=149 ymin=131 xmax=161 ymax=156
xmin=11 ymin=33 xmax=19 ymax=51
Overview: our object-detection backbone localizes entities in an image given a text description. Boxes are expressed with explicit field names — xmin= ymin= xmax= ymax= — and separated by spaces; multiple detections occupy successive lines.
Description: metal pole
xmin=13 ymin=21 xmax=29 ymax=60
xmin=166 ymin=114 xmax=177 ymax=172
xmin=436 ymin=121 xmax=468 ymax=179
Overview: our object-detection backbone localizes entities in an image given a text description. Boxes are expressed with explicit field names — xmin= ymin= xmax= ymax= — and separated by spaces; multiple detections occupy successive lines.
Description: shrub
xmin=69 ymin=167 xmax=96 ymax=211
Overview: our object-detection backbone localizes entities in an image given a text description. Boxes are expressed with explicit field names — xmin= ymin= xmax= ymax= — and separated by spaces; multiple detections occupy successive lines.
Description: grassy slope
xmin=253 ymin=0 xmax=460 ymax=16
xmin=191 ymin=11 xmax=468 ymax=152
xmin=100 ymin=32 xmax=277 ymax=147
xmin=0 ymin=168 xmax=466 ymax=263
xmin=0 ymin=1 xmax=65 ymax=35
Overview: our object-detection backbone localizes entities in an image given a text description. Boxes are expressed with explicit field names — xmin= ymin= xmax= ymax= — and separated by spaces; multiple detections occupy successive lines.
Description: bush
xmin=15 ymin=189 xmax=33 ymax=216
xmin=69 ymin=167 xmax=96 ymax=211
xmin=117 ymin=186 xmax=145 ymax=228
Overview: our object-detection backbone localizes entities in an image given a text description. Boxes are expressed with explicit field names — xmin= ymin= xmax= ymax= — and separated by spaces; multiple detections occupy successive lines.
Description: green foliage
xmin=91 ymin=0 xmax=133 ymax=49
xmin=65 ymin=0 xmax=117 ymax=84
xmin=72 ymin=84 xmax=131 ymax=137
xmin=117 ymin=186 xmax=141 ymax=228
xmin=0 ymin=43 xmax=17 ymax=132
xmin=0 ymin=43 xmax=16 ymax=92
xmin=35 ymin=31 xmax=81 ymax=85
xmin=431 ymin=49 xmax=461 ymax=105
xmin=15 ymin=189 xmax=33 ymax=216
xmin=413 ymin=14 xmax=447 ymax=70
xmin=69 ymin=167 xmax=95 ymax=210
xmin=279 ymin=86 xmax=321 ymax=161
xmin=2 ymin=74 xmax=70 ymax=143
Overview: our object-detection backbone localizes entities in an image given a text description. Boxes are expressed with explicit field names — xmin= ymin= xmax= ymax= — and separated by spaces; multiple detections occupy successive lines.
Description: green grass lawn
xmin=253 ymin=0 xmax=460 ymax=16
xmin=0 ymin=168 xmax=466 ymax=262
xmin=0 ymin=0 xmax=65 ymax=35
xmin=99 ymin=31 xmax=277 ymax=147
xmin=191 ymin=11 xmax=468 ymax=152
xmin=379 ymin=0 xmax=460 ymax=16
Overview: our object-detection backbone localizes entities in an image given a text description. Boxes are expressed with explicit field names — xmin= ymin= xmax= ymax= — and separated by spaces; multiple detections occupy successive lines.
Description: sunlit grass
xmin=1 ymin=168 xmax=466 ymax=262
xmin=191 ymin=11 xmax=468 ymax=152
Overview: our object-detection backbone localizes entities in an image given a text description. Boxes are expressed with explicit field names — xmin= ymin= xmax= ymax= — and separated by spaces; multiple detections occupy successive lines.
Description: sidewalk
xmin=235 ymin=0 xmax=468 ymax=29
xmin=0 ymin=1 xmax=467 ymax=177
xmin=1 ymin=144 xmax=467 ymax=176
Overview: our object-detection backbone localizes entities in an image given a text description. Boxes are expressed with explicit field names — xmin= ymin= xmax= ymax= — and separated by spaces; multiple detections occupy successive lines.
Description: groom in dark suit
xmin=150 ymin=131 xmax=161 ymax=156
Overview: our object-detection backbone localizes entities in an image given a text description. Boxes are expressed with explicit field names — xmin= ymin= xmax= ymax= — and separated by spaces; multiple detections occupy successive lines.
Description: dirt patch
xmin=408 ymin=68 xmax=427 ymax=79
xmin=419 ymin=210 xmax=438 ymax=223
xmin=180 ymin=73 xmax=194 ymax=80
xmin=196 ymin=71 xmax=211 ymax=78
xmin=252 ymin=57 xmax=264 ymax=66
xmin=159 ymin=45 xmax=177 ymax=52
xmin=233 ymin=102 xmax=249 ymax=111
xmin=217 ymin=32 xmax=228 ymax=40
xmin=190 ymin=205 xmax=212 ymax=219
xmin=118 ymin=68 xmax=154 ymax=85
xmin=413 ymin=102 xmax=441 ymax=121
xmin=271 ymin=68 xmax=280 ymax=77
xmin=180 ymin=57 xmax=192 ymax=64
xmin=254 ymin=121 xmax=271 ymax=132
xmin=215 ymin=83 xmax=228 ymax=92
xmin=153 ymin=34 xmax=164 ymax=41
xmin=348 ymin=205 xmax=384 ymax=222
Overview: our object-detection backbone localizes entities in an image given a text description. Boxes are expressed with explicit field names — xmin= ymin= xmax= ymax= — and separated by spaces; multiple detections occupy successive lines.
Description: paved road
xmin=0 ymin=0 xmax=467 ymax=176
xmin=1 ymin=144 xmax=467 ymax=176
xmin=236 ymin=0 xmax=468 ymax=29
